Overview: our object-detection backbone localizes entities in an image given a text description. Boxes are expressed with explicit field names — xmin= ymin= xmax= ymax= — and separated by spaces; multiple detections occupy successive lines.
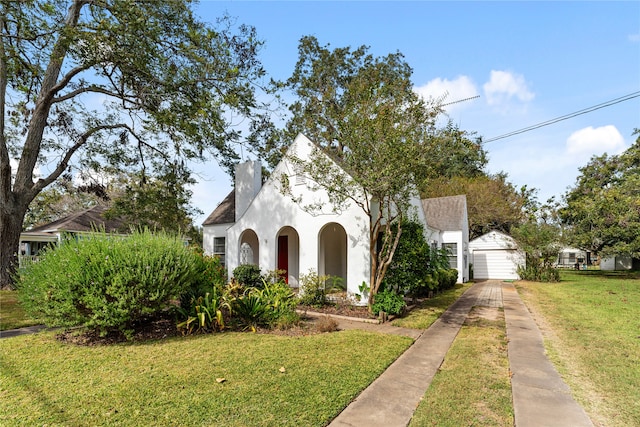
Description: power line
xmin=484 ymin=91 xmax=640 ymax=143
xmin=441 ymin=95 xmax=480 ymax=107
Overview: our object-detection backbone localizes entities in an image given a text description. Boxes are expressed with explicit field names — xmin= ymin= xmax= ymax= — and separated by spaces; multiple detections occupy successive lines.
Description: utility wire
xmin=484 ymin=91 xmax=640 ymax=143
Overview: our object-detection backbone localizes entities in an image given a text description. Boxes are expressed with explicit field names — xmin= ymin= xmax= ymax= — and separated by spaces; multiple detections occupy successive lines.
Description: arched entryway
xmin=318 ymin=222 xmax=347 ymax=290
xmin=276 ymin=226 xmax=300 ymax=286
xmin=239 ymin=229 xmax=259 ymax=266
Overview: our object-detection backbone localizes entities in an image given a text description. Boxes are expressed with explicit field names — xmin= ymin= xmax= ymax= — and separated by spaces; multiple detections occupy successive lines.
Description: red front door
xmin=277 ymin=236 xmax=288 ymax=283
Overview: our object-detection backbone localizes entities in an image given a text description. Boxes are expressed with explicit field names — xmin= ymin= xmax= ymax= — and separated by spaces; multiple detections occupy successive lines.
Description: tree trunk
xmin=0 ymin=199 xmax=28 ymax=289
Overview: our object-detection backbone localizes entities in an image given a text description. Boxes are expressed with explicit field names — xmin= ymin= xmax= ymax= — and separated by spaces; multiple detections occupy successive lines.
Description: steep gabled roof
xmin=202 ymin=190 xmax=235 ymax=226
xmin=421 ymin=195 xmax=467 ymax=231
xmin=28 ymin=205 xmax=126 ymax=233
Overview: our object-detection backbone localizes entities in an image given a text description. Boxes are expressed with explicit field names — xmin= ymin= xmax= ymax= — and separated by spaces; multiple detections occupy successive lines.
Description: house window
xmin=443 ymin=243 xmax=458 ymax=269
xmin=213 ymin=237 xmax=225 ymax=266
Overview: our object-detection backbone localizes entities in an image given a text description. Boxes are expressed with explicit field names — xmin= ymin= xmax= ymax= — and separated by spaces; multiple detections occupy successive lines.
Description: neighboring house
xmin=469 ymin=230 xmax=525 ymax=280
xmin=19 ymin=205 xmax=127 ymax=265
xmin=203 ymin=133 xmax=469 ymax=304
xmin=421 ymin=195 xmax=469 ymax=283
xmin=556 ymin=247 xmax=590 ymax=268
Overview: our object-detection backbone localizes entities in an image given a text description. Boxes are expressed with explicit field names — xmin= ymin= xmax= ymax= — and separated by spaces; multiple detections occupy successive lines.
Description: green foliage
xmin=177 ymin=284 xmax=231 ymax=334
xmin=298 ymin=270 xmax=328 ymax=307
xmin=511 ymin=221 xmax=562 ymax=283
xmin=254 ymin=280 xmax=299 ymax=328
xmin=232 ymin=264 xmax=264 ymax=288
xmin=561 ymin=132 xmax=640 ymax=258
xmin=233 ymin=289 xmax=271 ymax=331
xmin=517 ymin=265 xmax=560 ymax=282
xmin=275 ymin=35 xmax=445 ymax=307
xmin=384 ymin=222 xmax=459 ymax=297
xmin=17 ymin=229 xmax=203 ymax=339
xmin=106 ymin=168 xmax=203 ymax=244
xmin=181 ymin=255 xmax=227 ymax=305
xmin=1 ymin=0 xmax=271 ymax=288
xmin=422 ymin=173 xmax=533 ymax=240
xmin=384 ymin=220 xmax=430 ymax=296
xmin=371 ymin=288 xmax=406 ymax=316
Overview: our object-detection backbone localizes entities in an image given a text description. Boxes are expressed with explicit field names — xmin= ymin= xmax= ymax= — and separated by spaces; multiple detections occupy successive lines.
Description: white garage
xmin=470 ymin=231 xmax=525 ymax=280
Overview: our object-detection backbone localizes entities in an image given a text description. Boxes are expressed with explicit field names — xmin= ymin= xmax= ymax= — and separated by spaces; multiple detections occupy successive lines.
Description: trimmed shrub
xmin=371 ymin=288 xmax=406 ymax=316
xmin=18 ymin=229 xmax=205 ymax=339
xmin=384 ymin=221 xmax=430 ymax=297
xmin=232 ymin=264 xmax=263 ymax=288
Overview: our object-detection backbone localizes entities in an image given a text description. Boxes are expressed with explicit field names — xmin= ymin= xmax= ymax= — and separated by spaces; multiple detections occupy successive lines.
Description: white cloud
xmin=566 ymin=125 xmax=626 ymax=158
xmin=483 ymin=70 xmax=534 ymax=106
xmin=414 ymin=75 xmax=479 ymax=112
xmin=629 ymin=32 xmax=640 ymax=43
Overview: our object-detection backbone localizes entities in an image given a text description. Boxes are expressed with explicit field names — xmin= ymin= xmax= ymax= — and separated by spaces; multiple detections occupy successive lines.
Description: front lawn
xmin=0 ymin=290 xmax=41 ymax=331
xmin=517 ymin=270 xmax=640 ymax=426
xmin=0 ymin=330 xmax=412 ymax=426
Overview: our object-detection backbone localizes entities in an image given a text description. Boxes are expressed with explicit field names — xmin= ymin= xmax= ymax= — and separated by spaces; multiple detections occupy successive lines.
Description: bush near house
xmin=384 ymin=220 xmax=459 ymax=298
xmin=17 ymin=229 xmax=206 ymax=339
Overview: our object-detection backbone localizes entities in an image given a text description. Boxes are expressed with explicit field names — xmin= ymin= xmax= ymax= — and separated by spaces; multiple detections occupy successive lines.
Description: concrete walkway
xmin=329 ymin=282 xmax=483 ymax=427
xmin=503 ymin=282 xmax=593 ymax=427
xmin=0 ymin=324 xmax=48 ymax=339
xmin=329 ymin=280 xmax=593 ymax=427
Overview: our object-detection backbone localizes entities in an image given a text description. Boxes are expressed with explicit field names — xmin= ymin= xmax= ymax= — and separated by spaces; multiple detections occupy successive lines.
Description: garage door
xmin=472 ymin=249 xmax=523 ymax=280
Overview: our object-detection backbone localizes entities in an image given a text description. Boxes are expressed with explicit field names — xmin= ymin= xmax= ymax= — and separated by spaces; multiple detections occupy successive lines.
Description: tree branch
xmin=32 ymin=123 xmax=129 ymax=195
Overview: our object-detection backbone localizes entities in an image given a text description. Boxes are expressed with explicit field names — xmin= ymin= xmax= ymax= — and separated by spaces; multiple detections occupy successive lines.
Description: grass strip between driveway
xmin=409 ymin=307 xmax=513 ymax=427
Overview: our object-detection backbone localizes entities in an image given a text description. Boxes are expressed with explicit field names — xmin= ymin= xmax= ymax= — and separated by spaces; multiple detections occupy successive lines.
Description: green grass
xmin=0 ymin=290 xmax=41 ymax=331
xmin=410 ymin=309 xmax=513 ymax=427
xmin=1 ymin=330 xmax=412 ymax=426
xmin=517 ymin=270 xmax=640 ymax=426
xmin=392 ymin=283 xmax=473 ymax=329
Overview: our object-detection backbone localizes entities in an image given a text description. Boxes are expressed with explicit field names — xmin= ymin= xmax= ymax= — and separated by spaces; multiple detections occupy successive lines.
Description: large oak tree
xmin=1 ymin=0 xmax=270 ymax=287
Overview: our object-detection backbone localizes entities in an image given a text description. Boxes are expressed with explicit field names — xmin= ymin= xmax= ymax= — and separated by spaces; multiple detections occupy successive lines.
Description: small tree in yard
xmin=276 ymin=36 xmax=443 ymax=310
xmin=511 ymin=221 xmax=562 ymax=282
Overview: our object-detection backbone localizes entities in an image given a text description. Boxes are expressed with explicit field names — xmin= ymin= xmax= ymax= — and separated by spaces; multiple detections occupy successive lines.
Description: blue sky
xmin=191 ymin=1 xmax=640 ymax=224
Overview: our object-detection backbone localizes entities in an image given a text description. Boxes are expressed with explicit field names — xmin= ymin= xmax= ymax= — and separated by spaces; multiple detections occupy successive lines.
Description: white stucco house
xmin=203 ymin=134 xmax=468 ymax=303
xmin=469 ymin=230 xmax=525 ymax=280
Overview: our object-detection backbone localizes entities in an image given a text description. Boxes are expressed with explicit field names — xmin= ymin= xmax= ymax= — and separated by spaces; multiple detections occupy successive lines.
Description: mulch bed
xmin=297 ymin=303 xmax=376 ymax=320
xmin=55 ymin=301 xmax=399 ymax=345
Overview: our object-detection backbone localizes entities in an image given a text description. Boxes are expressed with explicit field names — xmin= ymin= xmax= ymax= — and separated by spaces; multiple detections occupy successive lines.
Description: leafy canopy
xmin=275 ymin=36 xmax=443 ymax=306
xmin=1 ymin=0 xmax=270 ymax=286
xmin=560 ymin=131 xmax=640 ymax=258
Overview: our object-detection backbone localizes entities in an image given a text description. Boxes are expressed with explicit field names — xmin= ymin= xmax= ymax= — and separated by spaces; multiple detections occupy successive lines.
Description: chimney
xmin=235 ymin=160 xmax=262 ymax=221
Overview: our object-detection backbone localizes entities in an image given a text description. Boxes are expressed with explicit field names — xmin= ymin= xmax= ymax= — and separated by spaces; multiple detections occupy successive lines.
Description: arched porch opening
xmin=318 ymin=222 xmax=347 ymax=292
xmin=239 ymin=229 xmax=259 ymax=266
xmin=276 ymin=226 xmax=300 ymax=287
